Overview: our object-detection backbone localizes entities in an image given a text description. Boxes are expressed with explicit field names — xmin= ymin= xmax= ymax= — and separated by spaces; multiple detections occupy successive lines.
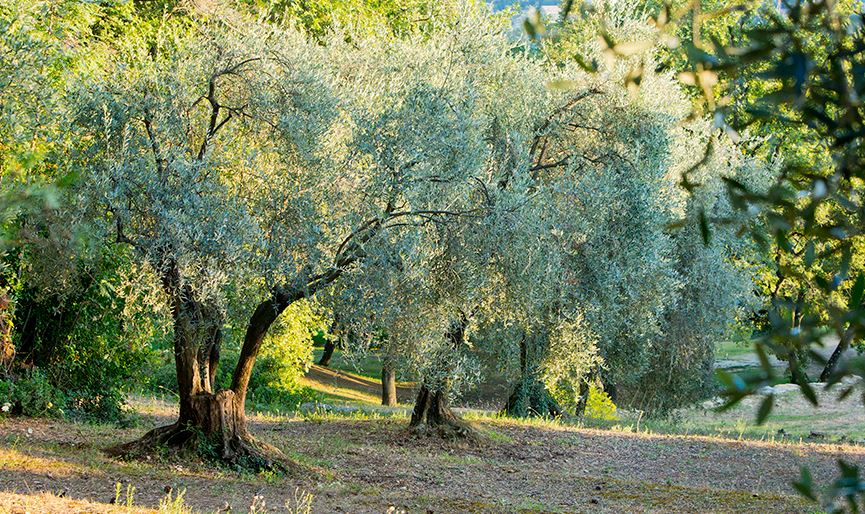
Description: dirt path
xmin=1 ymin=412 xmax=863 ymax=513
xmin=302 ymin=364 xmax=416 ymax=405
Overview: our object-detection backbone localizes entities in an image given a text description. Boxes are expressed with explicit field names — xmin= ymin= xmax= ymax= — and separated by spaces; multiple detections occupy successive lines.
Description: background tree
xmin=519 ymin=16 xmax=759 ymax=416
xmin=545 ymin=0 xmax=865 ymax=506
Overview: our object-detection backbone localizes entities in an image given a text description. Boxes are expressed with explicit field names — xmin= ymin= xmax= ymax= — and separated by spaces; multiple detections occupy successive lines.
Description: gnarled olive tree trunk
xmin=410 ymin=383 xmax=474 ymax=438
xmin=108 ymin=268 xmax=302 ymax=470
xmin=409 ymin=317 xmax=475 ymax=438
xmin=109 ymin=224 xmax=367 ymax=467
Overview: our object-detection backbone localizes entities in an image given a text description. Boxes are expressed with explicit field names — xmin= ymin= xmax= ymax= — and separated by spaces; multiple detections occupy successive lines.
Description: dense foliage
xmin=542 ymin=0 xmax=865 ymax=508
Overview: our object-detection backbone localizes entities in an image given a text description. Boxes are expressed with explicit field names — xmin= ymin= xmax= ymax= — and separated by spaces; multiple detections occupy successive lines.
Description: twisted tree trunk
xmin=410 ymin=384 xmax=474 ymax=438
xmin=108 ymin=267 xmax=299 ymax=471
xmin=107 ymin=290 xmax=272 ymax=465
xmin=109 ymin=222 xmax=362 ymax=468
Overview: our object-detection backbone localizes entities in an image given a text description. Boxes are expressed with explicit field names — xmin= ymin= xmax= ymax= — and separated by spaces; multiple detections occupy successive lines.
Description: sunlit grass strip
xmin=0 ymin=448 xmax=95 ymax=477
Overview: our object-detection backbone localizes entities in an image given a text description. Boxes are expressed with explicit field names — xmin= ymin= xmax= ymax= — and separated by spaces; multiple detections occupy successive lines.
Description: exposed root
xmin=104 ymin=422 xmax=289 ymax=473
xmin=410 ymin=385 xmax=478 ymax=441
xmin=409 ymin=418 xmax=479 ymax=442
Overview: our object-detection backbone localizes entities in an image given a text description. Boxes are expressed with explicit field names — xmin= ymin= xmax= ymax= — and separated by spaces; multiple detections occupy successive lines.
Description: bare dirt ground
xmin=1 ymin=401 xmax=864 ymax=514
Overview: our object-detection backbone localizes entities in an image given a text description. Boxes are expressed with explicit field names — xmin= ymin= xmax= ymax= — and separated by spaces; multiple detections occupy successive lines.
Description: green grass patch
xmin=715 ymin=339 xmax=757 ymax=360
xmin=312 ymin=348 xmax=384 ymax=382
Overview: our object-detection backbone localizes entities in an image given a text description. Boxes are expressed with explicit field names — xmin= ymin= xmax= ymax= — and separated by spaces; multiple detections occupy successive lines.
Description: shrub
xmin=0 ymin=368 xmax=65 ymax=417
xmin=216 ymin=349 xmax=320 ymax=413
xmin=584 ymin=385 xmax=618 ymax=422
xmin=8 ymin=247 xmax=168 ymax=421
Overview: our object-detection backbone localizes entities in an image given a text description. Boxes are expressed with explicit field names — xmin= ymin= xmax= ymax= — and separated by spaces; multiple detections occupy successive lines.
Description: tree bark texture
xmin=381 ymin=359 xmax=397 ymax=406
xmin=409 ymin=384 xmax=474 ymax=438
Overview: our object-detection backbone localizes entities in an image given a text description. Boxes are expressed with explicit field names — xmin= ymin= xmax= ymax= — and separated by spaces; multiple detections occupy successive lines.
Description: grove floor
xmin=1 ymin=401 xmax=864 ymax=513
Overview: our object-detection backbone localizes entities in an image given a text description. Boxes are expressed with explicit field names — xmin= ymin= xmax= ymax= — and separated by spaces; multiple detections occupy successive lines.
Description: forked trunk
xmin=108 ymin=389 xmax=280 ymax=470
xmin=108 ymin=278 xmax=296 ymax=471
xmin=381 ymin=360 xmax=397 ymax=406
xmin=409 ymin=384 xmax=475 ymax=439
xmin=109 ymin=253 xmax=350 ymax=470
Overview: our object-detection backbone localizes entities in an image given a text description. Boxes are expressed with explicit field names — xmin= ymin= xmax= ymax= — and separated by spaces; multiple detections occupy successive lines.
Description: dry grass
xmin=0 ymin=491 xmax=154 ymax=514
xmin=1 ymin=398 xmax=863 ymax=513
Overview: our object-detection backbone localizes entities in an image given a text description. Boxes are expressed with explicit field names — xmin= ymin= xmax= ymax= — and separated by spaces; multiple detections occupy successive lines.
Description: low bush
xmin=584 ymin=384 xmax=618 ymax=421
xmin=0 ymin=368 xmax=65 ymax=417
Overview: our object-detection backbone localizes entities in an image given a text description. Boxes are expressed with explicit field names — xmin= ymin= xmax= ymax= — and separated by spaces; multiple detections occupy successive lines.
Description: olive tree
xmin=71 ymin=12 xmax=340 ymax=466
xmin=317 ymin=6 xmax=567 ymax=435
xmin=70 ymin=1 xmax=553 ymax=461
xmin=496 ymin=11 xmax=761 ymax=417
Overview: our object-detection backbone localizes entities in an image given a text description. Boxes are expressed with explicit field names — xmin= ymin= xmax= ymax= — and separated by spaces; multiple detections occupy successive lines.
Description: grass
xmin=299 ymin=345 xmax=865 ymax=447
xmin=301 ymin=350 xmax=414 ymax=407
xmin=715 ymin=339 xmax=758 ymax=361
xmin=566 ymin=386 xmax=865 ymax=444
xmin=297 ymin=381 xmax=381 ymax=405
xmin=311 ymin=347 xmax=385 ymax=382
xmin=484 ymin=428 xmax=516 ymax=444
xmin=5 ymin=343 xmax=857 ymax=512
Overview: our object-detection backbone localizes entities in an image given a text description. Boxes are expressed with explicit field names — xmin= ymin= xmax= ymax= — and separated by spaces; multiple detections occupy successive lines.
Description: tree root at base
xmin=409 ymin=418 xmax=479 ymax=441
xmin=104 ymin=422 xmax=291 ymax=473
